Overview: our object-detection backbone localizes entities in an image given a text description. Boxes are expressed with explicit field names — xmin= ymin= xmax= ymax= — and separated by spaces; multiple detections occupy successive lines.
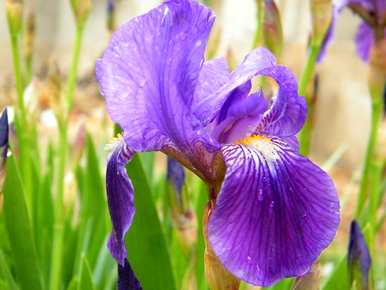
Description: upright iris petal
xmin=97 ymin=0 xmax=340 ymax=286
xmin=96 ymin=0 xmax=215 ymax=152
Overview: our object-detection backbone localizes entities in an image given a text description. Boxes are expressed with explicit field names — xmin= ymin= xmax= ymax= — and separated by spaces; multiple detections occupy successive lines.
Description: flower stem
xmin=253 ymin=0 xmax=264 ymax=48
xmin=10 ymin=34 xmax=26 ymax=120
xmin=298 ymin=43 xmax=320 ymax=156
xmin=354 ymin=84 xmax=383 ymax=218
xmin=64 ymin=24 xmax=85 ymax=114
xmin=7 ymin=12 xmax=34 ymax=205
xmin=49 ymin=22 xmax=86 ymax=290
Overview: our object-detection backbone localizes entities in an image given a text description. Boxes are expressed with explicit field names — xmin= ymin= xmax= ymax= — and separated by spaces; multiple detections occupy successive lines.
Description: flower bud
xmin=166 ymin=157 xmax=197 ymax=251
xmin=348 ymin=220 xmax=371 ymax=290
xmin=0 ymin=109 xmax=9 ymax=187
xmin=263 ymin=0 xmax=283 ymax=56
xmin=6 ymin=0 xmax=23 ymax=36
xmin=70 ymin=0 xmax=91 ymax=26
xmin=107 ymin=0 xmax=116 ymax=33
xmin=310 ymin=0 xmax=333 ymax=46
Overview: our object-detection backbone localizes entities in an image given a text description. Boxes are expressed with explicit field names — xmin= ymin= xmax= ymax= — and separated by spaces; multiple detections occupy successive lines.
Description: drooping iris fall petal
xmin=106 ymin=141 xmax=135 ymax=265
xmin=208 ymin=140 xmax=340 ymax=286
xmin=118 ymin=259 xmax=142 ymax=290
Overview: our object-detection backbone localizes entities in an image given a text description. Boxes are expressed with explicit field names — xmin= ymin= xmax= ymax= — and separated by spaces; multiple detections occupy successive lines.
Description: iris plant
xmin=96 ymin=0 xmax=340 ymax=286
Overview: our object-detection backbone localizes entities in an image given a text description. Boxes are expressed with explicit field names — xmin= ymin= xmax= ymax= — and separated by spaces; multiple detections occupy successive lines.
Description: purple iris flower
xmin=96 ymin=0 xmax=340 ymax=286
xmin=319 ymin=0 xmax=386 ymax=62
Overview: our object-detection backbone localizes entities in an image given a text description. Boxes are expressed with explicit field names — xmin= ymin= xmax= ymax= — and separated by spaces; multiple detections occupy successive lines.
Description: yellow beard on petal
xmin=235 ymin=135 xmax=279 ymax=162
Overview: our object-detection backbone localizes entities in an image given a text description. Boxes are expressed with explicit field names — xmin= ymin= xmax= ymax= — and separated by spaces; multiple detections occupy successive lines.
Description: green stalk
xmin=64 ymin=24 xmax=85 ymax=114
xmin=7 ymin=12 xmax=34 ymax=210
xmin=253 ymin=0 xmax=264 ymax=47
xmin=10 ymin=34 xmax=26 ymax=120
xmin=355 ymin=85 xmax=383 ymax=217
xmin=298 ymin=43 xmax=320 ymax=155
xmin=49 ymin=23 xmax=85 ymax=290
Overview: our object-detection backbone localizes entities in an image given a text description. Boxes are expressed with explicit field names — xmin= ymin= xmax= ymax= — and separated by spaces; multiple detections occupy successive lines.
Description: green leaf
xmin=92 ymin=236 xmax=116 ymax=290
xmin=125 ymin=155 xmax=176 ymax=290
xmin=2 ymin=156 xmax=44 ymax=290
xmin=78 ymin=256 xmax=94 ymax=290
xmin=195 ymin=179 xmax=208 ymax=290
xmin=322 ymin=257 xmax=349 ymax=290
xmin=82 ymin=136 xmax=108 ymax=268
xmin=0 ymin=249 xmax=19 ymax=290
xmin=67 ymin=277 xmax=78 ymax=290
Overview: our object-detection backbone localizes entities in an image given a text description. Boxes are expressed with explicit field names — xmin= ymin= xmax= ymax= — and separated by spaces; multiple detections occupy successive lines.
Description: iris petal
xmin=208 ymin=141 xmax=340 ymax=286
xmin=118 ymin=259 xmax=142 ymax=290
xmin=96 ymin=0 xmax=215 ymax=151
xmin=193 ymin=48 xmax=276 ymax=126
xmin=106 ymin=142 xmax=135 ymax=265
xmin=255 ymin=65 xmax=306 ymax=137
xmin=355 ymin=21 xmax=374 ymax=62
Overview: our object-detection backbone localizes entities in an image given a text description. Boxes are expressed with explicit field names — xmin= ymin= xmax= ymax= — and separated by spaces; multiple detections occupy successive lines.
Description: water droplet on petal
xmin=258 ymin=189 xmax=263 ymax=201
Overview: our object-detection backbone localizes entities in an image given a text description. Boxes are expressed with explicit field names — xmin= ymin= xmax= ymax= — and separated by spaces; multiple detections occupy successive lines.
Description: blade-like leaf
xmin=0 ymin=249 xmax=19 ymax=290
xmin=195 ymin=179 xmax=208 ymax=290
xmin=125 ymin=155 xmax=176 ymax=290
xmin=78 ymin=256 xmax=94 ymax=290
xmin=321 ymin=257 xmax=349 ymax=290
xmin=2 ymin=156 xmax=44 ymax=290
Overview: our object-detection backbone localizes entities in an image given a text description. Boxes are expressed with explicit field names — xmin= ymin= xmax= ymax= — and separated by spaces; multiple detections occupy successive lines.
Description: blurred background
xmin=0 ymin=0 xmax=385 ymax=289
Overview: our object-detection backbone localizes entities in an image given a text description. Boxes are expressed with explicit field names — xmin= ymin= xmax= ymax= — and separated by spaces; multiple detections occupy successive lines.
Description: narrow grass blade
xmin=2 ymin=156 xmax=44 ymax=290
xmin=78 ymin=256 xmax=94 ymax=290
xmin=125 ymin=155 xmax=176 ymax=290
xmin=0 ymin=249 xmax=19 ymax=290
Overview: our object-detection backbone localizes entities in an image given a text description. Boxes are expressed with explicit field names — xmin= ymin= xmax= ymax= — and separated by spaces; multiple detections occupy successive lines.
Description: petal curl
xmin=106 ymin=142 xmax=135 ymax=265
xmin=255 ymin=66 xmax=306 ymax=137
xmin=212 ymin=90 xmax=268 ymax=143
xmin=193 ymin=48 xmax=276 ymax=125
xmin=96 ymin=0 xmax=215 ymax=151
xmin=208 ymin=141 xmax=340 ymax=286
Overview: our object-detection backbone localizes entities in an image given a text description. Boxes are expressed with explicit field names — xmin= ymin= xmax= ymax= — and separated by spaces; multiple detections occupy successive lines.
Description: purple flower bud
xmin=166 ymin=157 xmax=185 ymax=205
xmin=0 ymin=109 xmax=9 ymax=163
xmin=0 ymin=109 xmax=9 ymax=185
xmin=348 ymin=220 xmax=372 ymax=290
